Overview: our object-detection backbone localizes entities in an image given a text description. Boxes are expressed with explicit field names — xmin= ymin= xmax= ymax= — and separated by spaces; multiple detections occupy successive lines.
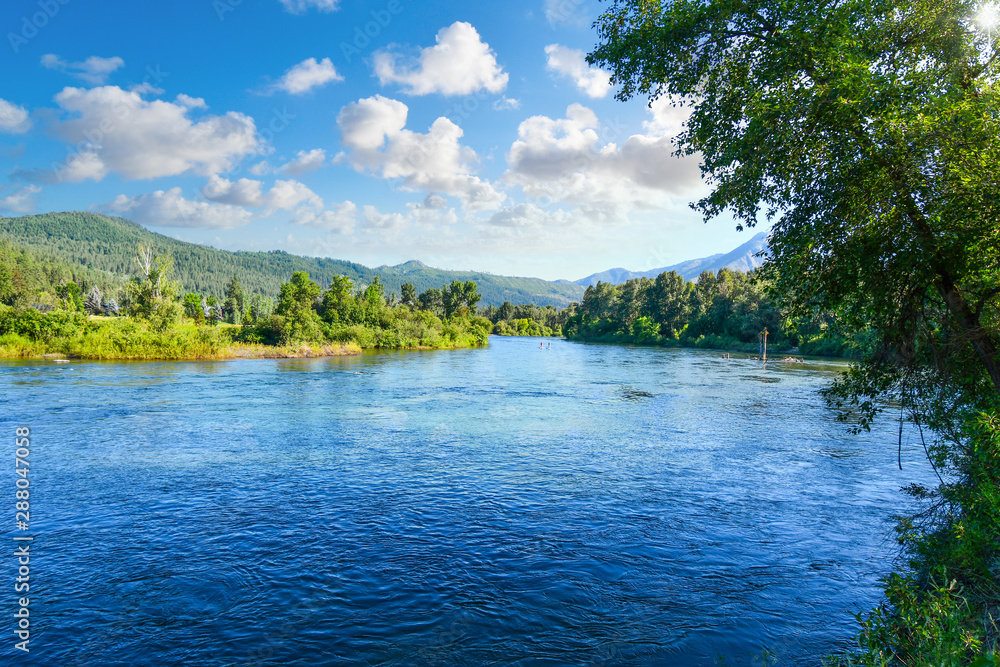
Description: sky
xmin=0 ymin=0 xmax=766 ymax=281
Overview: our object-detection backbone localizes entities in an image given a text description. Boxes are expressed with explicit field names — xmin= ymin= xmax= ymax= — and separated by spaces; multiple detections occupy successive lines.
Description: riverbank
xmin=0 ymin=308 xmax=488 ymax=361
xmin=0 ymin=332 xmax=365 ymax=361
xmin=564 ymin=333 xmax=841 ymax=359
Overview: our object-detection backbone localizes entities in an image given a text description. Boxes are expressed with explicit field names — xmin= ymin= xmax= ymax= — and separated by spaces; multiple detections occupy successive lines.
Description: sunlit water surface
xmin=1 ymin=337 xmax=937 ymax=665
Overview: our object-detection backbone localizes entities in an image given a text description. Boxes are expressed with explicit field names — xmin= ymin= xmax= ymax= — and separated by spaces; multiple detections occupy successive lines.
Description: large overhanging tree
xmin=590 ymin=0 xmax=1000 ymax=431
xmin=590 ymin=0 xmax=1000 ymax=655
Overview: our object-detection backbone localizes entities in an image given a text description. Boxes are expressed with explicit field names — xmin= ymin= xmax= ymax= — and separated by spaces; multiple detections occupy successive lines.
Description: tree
xmin=498 ymin=301 xmax=515 ymax=322
xmin=183 ymin=292 xmax=205 ymax=324
xmin=276 ymin=271 xmax=321 ymax=316
xmin=224 ymin=275 xmax=245 ymax=325
xmin=204 ymin=296 xmax=221 ymax=326
xmin=461 ymin=280 xmax=481 ymax=312
xmin=400 ymin=282 xmax=417 ymax=308
xmin=615 ymin=277 xmax=651 ymax=332
xmin=320 ymin=275 xmax=355 ymax=323
xmin=274 ymin=271 xmax=323 ymax=344
xmin=645 ymin=271 xmax=692 ymax=337
xmin=590 ymin=0 xmax=1000 ymax=416
xmin=84 ymin=285 xmax=103 ymax=314
xmin=591 ymin=0 xmax=1000 ymax=656
xmin=56 ymin=282 xmax=83 ymax=312
xmin=580 ymin=281 xmax=618 ymax=322
xmin=442 ymin=281 xmax=464 ymax=318
xmin=246 ymin=293 xmax=273 ymax=325
xmin=417 ymin=288 xmax=443 ymax=316
xmin=126 ymin=245 xmax=181 ymax=328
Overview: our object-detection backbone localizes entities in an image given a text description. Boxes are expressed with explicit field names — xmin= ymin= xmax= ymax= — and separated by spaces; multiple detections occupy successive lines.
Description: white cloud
xmin=48 ymin=86 xmax=259 ymax=182
xmin=41 ymin=54 xmax=124 ymax=85
xmin=60 ymin=151 xmax=110 ymax=182
xmin=250 ymin=161 xmax=271 ymax=176
xmin=289 ymin=201 xmax=357 ymax=233
xmin=266 ymin=179 xmax=323 ymax=211
xmin=362 ymin=205 xmax=408 ymax=230
xmin=643 ymin=96 xmax=690 ymax=138
xmin=0 ymin=99 xmax=31 ymax=134
xmin=175 ymin=94 xmax=207 ymax=109
xmin=418 ymin=193 xmax=447 ymax=210
xmin=544 ymin=0 xmax=596 ymax=26
xmin=0 ymin=185 xmax=41 ymax=215
xmin=493 ymin=96 xmax=520 ymax=111
xmin=279 ymin=0 xmax=339 ymax=13
xmin=405 ymin=195 xmax=459 ymax=225
xmin=361 ymin=200 xmax=459 ymax=231
xmin=201 ymin=174 xmax=265 ymax=206
xmin=104 ymin=188 xmax=253 ymax=229
xmin=544 ymin=44 xmax=612 ymax=99
xmin=201 ymin=175 xmax=322 ymax=211
xmin=374 ymin=22 xmax=508 ymax=96
xmin=274 ymin=58 xmax=342 ymax=95
xmin=504 ymin=103 xmax=703 ymax=215
xmin=280 ymin=148 xmax=326 ymax=175
xmin=487 ymin=202 xmax=572 ymax=228
xmin=338 ymin=95 xmax=504 ymax=210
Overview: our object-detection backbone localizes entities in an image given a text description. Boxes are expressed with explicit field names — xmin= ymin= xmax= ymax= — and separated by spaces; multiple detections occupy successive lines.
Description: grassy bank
xmin=0 ymin=307 xmax=484 ymax=361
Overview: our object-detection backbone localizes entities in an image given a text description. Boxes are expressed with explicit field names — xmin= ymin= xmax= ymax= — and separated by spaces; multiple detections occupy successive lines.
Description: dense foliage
xmin=0 ymin=241 xmax=490 ymax=359
xmin=480 ymin=301 xmax=569 ymax=337
xmin=591 ymin=0 xmax=1000 ymax=661
xmin=563 ymin=268 xmax=854 ymax=355
xmin=0 ymin=212 xmax=584 ymax=307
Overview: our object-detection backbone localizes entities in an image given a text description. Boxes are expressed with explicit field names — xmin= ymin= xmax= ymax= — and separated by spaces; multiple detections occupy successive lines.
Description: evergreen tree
xmin=224 ymin=275 xmax=245 ymax=325
xmin=84 ymin=285 xmax=103 ymax=314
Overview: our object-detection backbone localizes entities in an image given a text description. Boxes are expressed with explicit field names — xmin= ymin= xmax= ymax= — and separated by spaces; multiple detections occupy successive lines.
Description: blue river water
xmin=1 ymin=336 xmax=938 ymax=666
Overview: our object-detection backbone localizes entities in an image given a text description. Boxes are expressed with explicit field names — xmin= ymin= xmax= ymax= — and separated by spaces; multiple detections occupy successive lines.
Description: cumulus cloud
xmin=544 ymin=44 xmax=612 ymax=98
xmin=487 ymin=202 xmax=572 ymax=228
xmin=42 ymin=86 xmax=259 ymax=182
xmin=201 ymin=175 xmax=322 ymax=211
xmin=405 ymin=194 xmax=459 ymax=225
xmin=266 ymin=178 xmax=323 ymax=211
xmin=175 ymin=94 xmax=207 ymax=109
xmin=289 ymin=201 xmax=357 ymax=233
xmin=374 ymin=22 xmax=508 ymax=96
xmin=280 ymin=148 xmax=326 ymax=175
xmin=338 ymin=95 xmax=504 ymax=210
xmin=504 ymin=103 xmax=703 ymax=215
xmin=279 ymin=0 xmax=339 ymax=13
xmin=643 ymin=95 xmax=690 ymax=138
xmin=362 ymin=205 xmax=408 ymax=230
xmin=0 ymin=185 xmax=41 ymax=215
xmin=41 ymin=54 xmax=124 ymax=85
xmin=273 ymin=57 xmax=342 ymax=95
xmin=104 ymin=188 xmax=253 ymax=229
xmin=0 ymin=99 xmax=31 ymax=134
xmin=360 ymin=199 xmax=458 ymax=231
xmin=201 ymin=174 xmax=265 ymax=206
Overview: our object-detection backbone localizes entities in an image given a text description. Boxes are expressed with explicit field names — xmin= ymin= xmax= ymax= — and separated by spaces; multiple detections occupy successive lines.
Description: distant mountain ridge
xmin=0 ymin=212 xmax=585 ymax=308
xmin=1 ymin=212 xmax=772 ymax=307
xmin=574 ymin=231 xmax=770 ymax=287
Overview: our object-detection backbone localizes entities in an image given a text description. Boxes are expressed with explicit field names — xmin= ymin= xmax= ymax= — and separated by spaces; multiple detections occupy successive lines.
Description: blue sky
xmin=0 ymin=0 xmax=762 ymax=281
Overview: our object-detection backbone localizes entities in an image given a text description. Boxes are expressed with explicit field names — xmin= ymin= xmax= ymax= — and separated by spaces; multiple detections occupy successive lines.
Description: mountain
xmin=0 ymin=212 xmax=585 ymax=308
xmin=574 ymin=231 xmax=770 ymax=287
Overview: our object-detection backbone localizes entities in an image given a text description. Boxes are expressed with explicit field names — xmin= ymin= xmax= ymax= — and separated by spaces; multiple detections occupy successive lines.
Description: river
xmin=2 ymin=336 xmax=937 ymax=665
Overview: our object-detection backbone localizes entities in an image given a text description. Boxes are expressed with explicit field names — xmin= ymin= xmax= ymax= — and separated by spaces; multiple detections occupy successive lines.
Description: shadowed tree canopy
xmin=590 ymin=0 xmax=1000 ymax=431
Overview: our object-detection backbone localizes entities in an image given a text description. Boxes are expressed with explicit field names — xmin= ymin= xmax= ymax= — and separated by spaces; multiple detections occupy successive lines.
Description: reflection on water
xmin=2 ymin=338 xmax=937 ymax=666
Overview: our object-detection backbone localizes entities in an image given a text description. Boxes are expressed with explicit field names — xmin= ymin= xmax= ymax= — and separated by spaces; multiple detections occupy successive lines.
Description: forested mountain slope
xmin=0 ymin=212 xmax=585 ymax=307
